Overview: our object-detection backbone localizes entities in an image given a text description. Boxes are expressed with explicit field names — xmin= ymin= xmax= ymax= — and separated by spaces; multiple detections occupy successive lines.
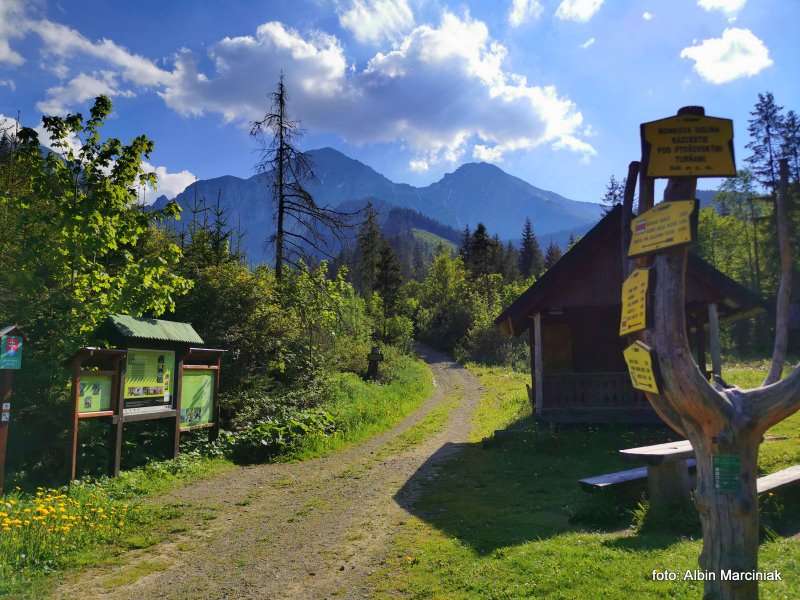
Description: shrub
xmin=224 ymin=408 xmax=336 ymax=464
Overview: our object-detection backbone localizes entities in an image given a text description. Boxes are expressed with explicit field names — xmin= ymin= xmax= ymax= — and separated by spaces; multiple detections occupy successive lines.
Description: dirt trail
xmin=55 ymin=347 xmax=481 ymax=600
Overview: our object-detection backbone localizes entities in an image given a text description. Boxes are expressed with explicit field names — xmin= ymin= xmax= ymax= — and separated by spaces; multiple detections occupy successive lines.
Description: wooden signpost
xmin=619 ymin=268 xmax=651 ymax=336
xmin=641 ymin=113 xmax=735 ymax=178
xmin=628 ymin=199 xmax=697 ymax=257
xmin=620 ymin=106 xmax=800 ymax=599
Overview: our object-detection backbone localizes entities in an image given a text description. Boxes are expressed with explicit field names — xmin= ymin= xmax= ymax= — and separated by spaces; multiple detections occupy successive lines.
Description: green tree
xmin=746 ymin=92 xmax=784 ymax=192
xmin=518 ymin=217 xmax=543 ymax=278
xmin=601 ymin=174 xmax=626 ymax=213
xmin=543 ymin=241 xmax=562 ymax=270
xmin=781 ymin=109 xmax=800 ymax=183
xmin=0 ymin=96 xmax=191 ymax=364
xmin=375 ymin=242 xmax=403 ymax=316
xmin=354 ymin=203 xmax=383 ymax=295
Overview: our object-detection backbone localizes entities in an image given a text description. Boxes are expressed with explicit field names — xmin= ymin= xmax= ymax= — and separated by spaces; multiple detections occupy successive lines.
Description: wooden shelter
xmin=495 ymin=205 xmax=763 ymax=424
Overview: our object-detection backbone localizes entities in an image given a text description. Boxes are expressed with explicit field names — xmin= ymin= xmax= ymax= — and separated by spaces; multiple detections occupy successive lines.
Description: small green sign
xmin=79 ymin=375 xmax=113 ymax=413
xmin=180 ymin=370 xmax=215 ymax=428
xmin=713 ymin=454 xmax=741 ymax=493
xmin=0 ymin=335 xmax=22 ymax=370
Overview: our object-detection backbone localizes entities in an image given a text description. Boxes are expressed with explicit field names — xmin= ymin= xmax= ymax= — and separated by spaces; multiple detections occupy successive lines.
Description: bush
xmin=223 ymin=408 xmax=337 ymax=464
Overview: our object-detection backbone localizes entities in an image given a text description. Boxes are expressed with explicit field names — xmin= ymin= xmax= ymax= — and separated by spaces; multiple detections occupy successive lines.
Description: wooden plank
xmin=580 ymin=458 xmax=697 ymax=492
xmin=620 ymin=439 xmax=694 ymax=465
xmin=77 ymin=410 xmax=114 ymax=419
xmin=533 ymin=313 xmax=544 ymax=413
xmin=757 ymin=465 xmax=800 ymax=494
xmin=117 ymin=408 xmax=177 ymax=423
xmin=708 ymin=303 xmax=722 ymax=378
xmin=580 ymin=466 xmax=648 ymax=490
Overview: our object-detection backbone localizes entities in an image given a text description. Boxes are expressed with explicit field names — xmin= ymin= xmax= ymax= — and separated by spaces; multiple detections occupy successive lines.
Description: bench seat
xmin=580 ymin=459 xmax=696 ymax=492
xmin=757 ymin=465 xmax=800 ymax=494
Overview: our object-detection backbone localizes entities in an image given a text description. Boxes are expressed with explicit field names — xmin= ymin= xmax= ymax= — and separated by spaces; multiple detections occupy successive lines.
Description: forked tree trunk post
xmin=639 ymin=108 xmax=800 ymax=600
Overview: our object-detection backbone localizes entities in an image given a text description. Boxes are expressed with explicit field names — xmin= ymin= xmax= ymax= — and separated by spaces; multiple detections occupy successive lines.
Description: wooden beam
xmin=708 ymin=303 xmax=722 ymax=379
xmin=533 ymin=313 xmax=544 ymax=413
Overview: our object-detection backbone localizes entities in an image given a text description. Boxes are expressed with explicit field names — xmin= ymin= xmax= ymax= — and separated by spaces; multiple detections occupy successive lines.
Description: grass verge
xmin=290 ymin=354 xmax=433 ymax=459
xmin=371 ymin=361 xmax=800 ymax=599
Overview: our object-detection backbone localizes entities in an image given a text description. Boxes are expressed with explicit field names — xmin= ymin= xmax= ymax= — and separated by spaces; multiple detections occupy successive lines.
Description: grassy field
xmin=372 ymin=362 xmax=800 ymax=599
xmin=0 ymin=355 xmax=433 ymax=598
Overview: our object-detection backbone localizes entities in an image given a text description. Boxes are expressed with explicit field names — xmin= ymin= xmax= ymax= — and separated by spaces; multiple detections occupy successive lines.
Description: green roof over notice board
xmin=107 ymin=314 xmax=204 ymax=344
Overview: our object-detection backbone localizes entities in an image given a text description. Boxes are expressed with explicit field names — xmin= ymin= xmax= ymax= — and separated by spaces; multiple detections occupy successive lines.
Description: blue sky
xmin=1 ymin=0 xmax=797 ymax=203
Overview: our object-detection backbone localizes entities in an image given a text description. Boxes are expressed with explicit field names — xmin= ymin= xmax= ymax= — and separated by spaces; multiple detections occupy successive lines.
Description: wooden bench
xmin=757 ymin=465 xmax=800 ymax=494
xmin=580 ymin=459 xmax=696 ymax=492
xmin=581 ymin=462 xmax=800 ymax=497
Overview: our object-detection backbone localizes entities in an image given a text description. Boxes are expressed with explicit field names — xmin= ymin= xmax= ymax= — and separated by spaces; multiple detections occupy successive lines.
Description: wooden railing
xmin=541 ymin=372 xmax=649 ymax=409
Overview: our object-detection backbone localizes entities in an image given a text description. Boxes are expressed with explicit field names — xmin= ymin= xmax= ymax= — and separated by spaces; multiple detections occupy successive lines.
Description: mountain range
xmin=153 ymin=148 xmax=605 ymax=264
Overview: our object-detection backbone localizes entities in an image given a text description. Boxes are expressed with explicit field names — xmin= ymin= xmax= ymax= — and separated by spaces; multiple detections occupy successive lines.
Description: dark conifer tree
xmin=518 ymin=217 xmax=543 ymax=278
xmin=746 ymin=92 xmax=784 ymax=193
xmin=543 ymin=240 xmax=562 ymax=270
xmin=781 ymin=109 xmax=800 ymax=183
xmin=376 ymin=242 xmax=403 ymax=315
xmin=355 ymin=203 xmax=383 ymax=295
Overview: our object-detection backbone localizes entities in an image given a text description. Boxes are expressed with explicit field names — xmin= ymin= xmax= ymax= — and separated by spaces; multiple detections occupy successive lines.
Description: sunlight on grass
xmin=372 ymin=360 xmax=800 ymax=599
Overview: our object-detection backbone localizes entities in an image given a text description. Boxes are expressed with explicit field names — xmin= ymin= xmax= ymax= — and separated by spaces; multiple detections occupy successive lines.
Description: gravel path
xmin=55 ymin=347 xmax=481 ymax=600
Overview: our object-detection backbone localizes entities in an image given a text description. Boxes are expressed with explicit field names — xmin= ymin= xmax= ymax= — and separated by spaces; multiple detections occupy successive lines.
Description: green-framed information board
xmin=78 ymin=375 xmax=113 ymax=413
xmin=124 ymin=349 xmax=175 ymax=401
xmin=180 ymin=370 xmax=215 ymax=429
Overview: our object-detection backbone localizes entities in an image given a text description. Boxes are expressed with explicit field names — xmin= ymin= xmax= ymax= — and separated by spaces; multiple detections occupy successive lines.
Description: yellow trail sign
xmin=620 ymin=268 xmax=651 ymax=336
xmin=642 ymin=113 xmax=735 ymax=178
xmin=624 ymin=340 xmax=660 ymax=394
xmin=628 ymin=200 xmax=696 ymax=257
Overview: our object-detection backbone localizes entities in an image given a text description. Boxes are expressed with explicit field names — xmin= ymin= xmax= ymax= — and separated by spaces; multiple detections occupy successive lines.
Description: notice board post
xmin=0 ymin=325 xmax=26 ymax=493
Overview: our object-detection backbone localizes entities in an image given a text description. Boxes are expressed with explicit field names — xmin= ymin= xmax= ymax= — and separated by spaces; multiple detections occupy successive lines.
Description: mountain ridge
xmin=153 ymin=147 xmax=605 ymax=264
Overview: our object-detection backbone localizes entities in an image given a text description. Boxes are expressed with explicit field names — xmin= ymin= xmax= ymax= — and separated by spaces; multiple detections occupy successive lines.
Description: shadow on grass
xmin=393 ymin=417 xmax=686 ymax=555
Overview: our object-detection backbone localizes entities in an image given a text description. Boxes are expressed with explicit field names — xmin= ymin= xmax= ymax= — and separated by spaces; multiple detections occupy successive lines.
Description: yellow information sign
xmin=620 ymin=268 xmax=651 ymax=336
xmin=642 ymin=113 xmax=735 ymax=178
xmin=624 ymin=341 xmax=660 ymax=394
xmin=628 ymin=200 xmax=695 ymax=257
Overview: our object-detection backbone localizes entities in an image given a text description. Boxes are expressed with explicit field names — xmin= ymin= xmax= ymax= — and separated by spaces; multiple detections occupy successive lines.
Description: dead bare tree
xmin=633 ymin=107 xmax=797 ymax=600
xmin=250 ymin=74 xmax=353 ymax=280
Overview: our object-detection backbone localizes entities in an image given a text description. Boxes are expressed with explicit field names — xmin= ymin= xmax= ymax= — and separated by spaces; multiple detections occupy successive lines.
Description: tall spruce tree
xmin=601 ymin=175 xmax=626 ymax=213
xmin=355 ymin=203 xmax=383 ymax=295
xmin=781 ymin=109 xmax=800 ymax=183
xmin=543 ymin=240 xmax=562 ymax=270
xmin=518 ymin=217 xmax=543 ymax=278
xmin=375 ymin=242 xmax=403 ymax=315
xmin=466 ymin=223 xmax=496 ymax=276
xmin=746 ymin=92 xmax=784 ymax=192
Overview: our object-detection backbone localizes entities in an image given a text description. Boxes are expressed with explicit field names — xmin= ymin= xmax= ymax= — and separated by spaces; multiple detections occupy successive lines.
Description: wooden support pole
xmin=708 ymin=303 xmax=722 ymax=379
xmin=113 ymin=359 xmax=126 ymax=477
xmin=69 ymin=361 xmax=80 ymax=481
xmin=0 ymin=370 xmax=13 ymax=493
xmin=694 ymin=319 xmax=707 ymax=377
xmin=172 ymin=352 xmax=185 ymax=458
xmin=533 ymin=313 xmax=544 ymax=414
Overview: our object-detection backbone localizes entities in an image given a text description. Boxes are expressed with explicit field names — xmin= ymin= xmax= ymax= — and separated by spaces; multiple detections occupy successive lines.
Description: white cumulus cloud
xmin=698 ymin=0 xmax=746 ymax=15
xmin=508 ymin=0 xmax=543 ymax=27
xmin=36 ymin=71 xmax=134 ymax=115
xmin=0 ymin=0 xmax=27 ymax=65
xmin=160 ymin=12 xmax=595 ymax=168
xmin=339 ymin=0 xmax=414 ymax=44
xmin=642 ymin=11 xmax=653 ymax=21
xmin=555 ymin=0 xmax=604 ymax=22
xmin=32 ymin=19 xmax=172 ymax=87
xmin=680 ymin=27 xmax=772 ymax=84
xmin=141 ymin=162 xmax=196 ymax=200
